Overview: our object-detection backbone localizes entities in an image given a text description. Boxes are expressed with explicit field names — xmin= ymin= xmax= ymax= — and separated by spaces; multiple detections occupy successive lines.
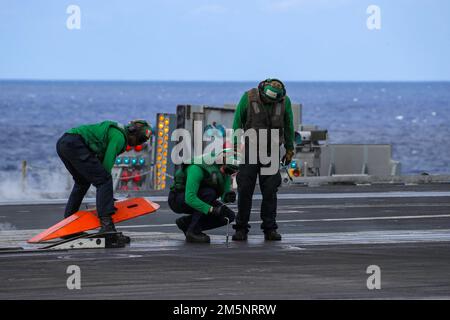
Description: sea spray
xmin=0 ymin=167 xmax=73 ymax=201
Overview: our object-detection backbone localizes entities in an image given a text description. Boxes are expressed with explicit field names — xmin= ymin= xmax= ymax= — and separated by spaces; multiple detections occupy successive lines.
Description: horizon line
xmin=1 ymin=79 xmax=449 ymax=83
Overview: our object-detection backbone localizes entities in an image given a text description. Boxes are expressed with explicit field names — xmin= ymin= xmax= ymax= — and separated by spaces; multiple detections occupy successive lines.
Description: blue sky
xmin=0 ymin=0 xmax=449 ymax=81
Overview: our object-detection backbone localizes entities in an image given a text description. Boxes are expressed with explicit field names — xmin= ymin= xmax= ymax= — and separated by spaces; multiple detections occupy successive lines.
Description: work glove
xmin=223 ymin=191 xmax=236 ymax=203
xmin=209 ymin=204 xmax=235 ymax=222
xmin=282 ymin=149 xmax=295 ymax=166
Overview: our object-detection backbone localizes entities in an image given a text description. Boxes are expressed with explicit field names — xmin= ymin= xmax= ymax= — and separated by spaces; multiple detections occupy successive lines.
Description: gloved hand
xmin=209 ymin=204 xmax=235 ymax=221
xmin=282 ymin=149 xmax=295 ymax=166
xmin=223 ymin=191 xmax=236 ymax=203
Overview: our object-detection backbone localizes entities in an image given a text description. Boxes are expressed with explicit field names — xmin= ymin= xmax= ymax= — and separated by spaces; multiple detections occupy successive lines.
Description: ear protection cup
xmin=258 ymin=80 xmax=266 ymax=92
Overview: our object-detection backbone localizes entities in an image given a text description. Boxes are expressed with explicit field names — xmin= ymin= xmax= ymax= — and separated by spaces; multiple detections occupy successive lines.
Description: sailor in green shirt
xmin=232 ymin=79 xmax=295 ymax=241
xmin=168 ymin=146 xmax=238 ymax=243
xmin=232 ymin=85 xmax=295 ymax=152
xmin=56 ymin=120 xmax=152 ymax=238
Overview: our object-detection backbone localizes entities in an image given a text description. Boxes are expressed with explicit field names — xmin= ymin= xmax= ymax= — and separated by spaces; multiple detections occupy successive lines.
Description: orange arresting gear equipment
xmin=28 ymin=198 xmax=160 ymax=243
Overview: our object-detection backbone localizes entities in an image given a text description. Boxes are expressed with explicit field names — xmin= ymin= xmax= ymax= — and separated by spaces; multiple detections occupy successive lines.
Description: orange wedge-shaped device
xmin=28 ymin=197 xmax=160 ymax=243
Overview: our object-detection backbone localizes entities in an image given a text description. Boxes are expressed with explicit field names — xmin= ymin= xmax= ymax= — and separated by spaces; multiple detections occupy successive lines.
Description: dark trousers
xmin=168 ymin=187 xmax=233 ymax=233
xmin=56 ymin=133 xmax=115 ymax=218
xmin=235 ymin=163 xmax=281 ymax=233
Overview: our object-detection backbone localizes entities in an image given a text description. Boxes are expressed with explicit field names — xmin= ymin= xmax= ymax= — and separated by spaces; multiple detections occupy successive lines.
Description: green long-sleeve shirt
xmin=102 ymin=128 xmax=126 ymax=173
xmin=67 ymin=122 xmax=126 ymax=173
xmin=184 ymin=165 xmax=231 ymax=214
xmin=232 ymin=91 xmax=295 ymax=151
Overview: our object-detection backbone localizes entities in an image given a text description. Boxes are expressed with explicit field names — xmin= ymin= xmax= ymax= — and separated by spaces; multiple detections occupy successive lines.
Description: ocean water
xmin=0 ymin=81 xmax=449 ymax=199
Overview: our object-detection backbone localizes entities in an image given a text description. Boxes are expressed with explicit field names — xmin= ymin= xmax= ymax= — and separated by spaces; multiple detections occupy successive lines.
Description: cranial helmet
xmin=258 ymin=78 xmax=286 ymax=102
xmin=126 ymin=119 xmax=152 ymax=145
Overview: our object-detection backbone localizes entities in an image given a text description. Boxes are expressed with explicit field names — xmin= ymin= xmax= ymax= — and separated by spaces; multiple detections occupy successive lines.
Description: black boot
xmin=232 ymin=229 xmax=248 ymax=241
xmin=117 ymin=234 xmax=131 ymax=244
xmin=185 ymin=231 xmax=210 ymax=243
xmin=175 ymin=217 xmax=189 ymax=235
xmin=99 ymin=216 xmax=117 ymax=233
xmin=264 ymin=230 xmax=282 ymax=241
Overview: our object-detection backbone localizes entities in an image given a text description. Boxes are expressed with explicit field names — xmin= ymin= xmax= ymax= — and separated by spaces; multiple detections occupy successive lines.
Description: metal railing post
xmin=21 ymin=160 xmax=28 ymax=192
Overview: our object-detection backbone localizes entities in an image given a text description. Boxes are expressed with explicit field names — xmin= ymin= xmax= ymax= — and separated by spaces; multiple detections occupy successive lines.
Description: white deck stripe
xmin=116 ymin=214 xmax=450 ymax=229
xmin=278 ymin=229 xmax=450 ymax=246
xmin=273 ymin=191 xmax=450 ymax=200
xmin=2 ymin=229 xmax=450 ymax=249
xmin=2 ymin=191 xmax=450 ymax=206
xmin=54 ymin=229 xmax=450 ymax=246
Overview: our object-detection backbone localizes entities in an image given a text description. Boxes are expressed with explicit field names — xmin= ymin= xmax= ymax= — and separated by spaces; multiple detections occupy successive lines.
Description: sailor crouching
xmin=168 ymin=147 xmax=238 ymax=243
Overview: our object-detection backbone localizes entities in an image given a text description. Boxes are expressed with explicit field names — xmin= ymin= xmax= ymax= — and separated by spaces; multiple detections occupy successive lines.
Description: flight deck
xmin=1 ymin=183 xmax=450 ymax=299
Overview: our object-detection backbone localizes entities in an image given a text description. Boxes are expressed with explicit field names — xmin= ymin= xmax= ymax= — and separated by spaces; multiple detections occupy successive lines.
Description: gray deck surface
xmin=1 ymin=183 xmax=450 ymax=299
